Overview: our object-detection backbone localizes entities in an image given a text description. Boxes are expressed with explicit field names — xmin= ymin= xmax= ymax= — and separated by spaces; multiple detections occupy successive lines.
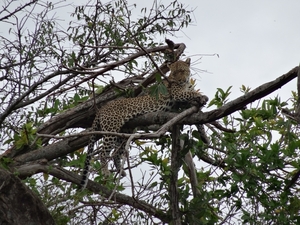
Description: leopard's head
xmin=167 ymin=58 xmax=191 ymax=86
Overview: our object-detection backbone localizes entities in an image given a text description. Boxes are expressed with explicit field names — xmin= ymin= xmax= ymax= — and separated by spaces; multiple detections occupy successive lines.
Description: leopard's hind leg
xmin=101 ymin=135 xmax=118 ymax=176
xmin=112 ymin=137 xmax=127 ymax=176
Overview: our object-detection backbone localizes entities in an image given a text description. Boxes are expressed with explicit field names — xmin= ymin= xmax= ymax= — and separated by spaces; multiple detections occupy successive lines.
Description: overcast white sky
xmin=146 ymin=0 xmax=300 ymax=103
xmin=3 ymin=0 xmax=299 ymax=103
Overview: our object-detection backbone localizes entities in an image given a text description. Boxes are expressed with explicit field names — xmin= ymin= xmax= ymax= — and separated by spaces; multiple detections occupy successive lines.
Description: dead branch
xmin=0 ymin=0 xmax=37 ymax=21
xmin=184 ymin=151 xmax=200 ymax=197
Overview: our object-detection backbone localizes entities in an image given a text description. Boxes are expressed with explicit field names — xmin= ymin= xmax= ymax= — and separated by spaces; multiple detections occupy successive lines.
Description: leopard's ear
xmin=185 ymin=58 xmax=191 ymax=65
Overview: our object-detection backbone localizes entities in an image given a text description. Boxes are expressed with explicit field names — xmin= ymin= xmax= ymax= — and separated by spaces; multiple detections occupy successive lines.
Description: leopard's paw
xmin=198 ymin=95 xmax=209 ymax=106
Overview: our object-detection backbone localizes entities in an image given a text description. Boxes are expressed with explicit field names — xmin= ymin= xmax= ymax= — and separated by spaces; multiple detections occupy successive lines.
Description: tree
xmin=0 ymin=0 xmax=300 ymax=224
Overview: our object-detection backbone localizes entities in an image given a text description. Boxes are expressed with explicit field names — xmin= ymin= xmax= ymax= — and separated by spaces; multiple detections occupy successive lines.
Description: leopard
xmin=80 ymin=58 xmax=209 ymax=189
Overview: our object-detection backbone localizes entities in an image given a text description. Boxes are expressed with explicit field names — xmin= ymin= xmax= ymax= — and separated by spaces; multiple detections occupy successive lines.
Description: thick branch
xmin=13 ymin=135 xmax=89 ymax=165
xmin=169 ymin=125 xmax=182 ymax=225
xmin=15 ymin=163 xmax=171 ymax=223
xmin=128 ymin=66 xmax=299 ymax=127
xmin=13 ymin=106 xmax=199 ymax=164
xmin=202 ymin=66 xmax=299 ymax=122
xmin=0 ymin=168 xmax=55 ymax=225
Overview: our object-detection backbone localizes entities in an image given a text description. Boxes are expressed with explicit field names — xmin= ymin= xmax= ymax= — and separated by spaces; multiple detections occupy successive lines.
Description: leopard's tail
xmin=80 ymin=118 xmax=101 ymax=190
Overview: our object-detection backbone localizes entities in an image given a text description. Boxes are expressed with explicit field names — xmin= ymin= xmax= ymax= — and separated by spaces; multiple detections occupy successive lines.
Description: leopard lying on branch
xmin=80 ymin=58 xmax=208 ymax=189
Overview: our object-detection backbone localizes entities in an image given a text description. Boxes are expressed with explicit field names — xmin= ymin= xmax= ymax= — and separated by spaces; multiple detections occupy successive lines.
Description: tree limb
xmin=127 ymin=66 xmax=299 ymax=128
xmin=15 ymin=163 xmax=171 ymax=223
xmin=0 ymin=167 xmax=55 ymax=225
xmin=169 ymin=125 xmax=182 ymax=225
xmin=0 ymin=0 xmax=37 ymax=21
xmin=184 ymin=151 xmax=200 ymax=197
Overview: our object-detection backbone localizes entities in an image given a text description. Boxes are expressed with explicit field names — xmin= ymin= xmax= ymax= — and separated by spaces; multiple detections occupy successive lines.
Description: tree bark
xmin=169 ymin=125 xmax=182 ymax=225
xmin=0 ymin=168 xmax=55 ymax=225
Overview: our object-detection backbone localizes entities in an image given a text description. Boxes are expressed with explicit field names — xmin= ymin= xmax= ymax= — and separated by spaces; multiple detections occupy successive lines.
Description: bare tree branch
xmin=184 ymin=151 xmax=200 ymax=197
xmin=15 ymin=163 xmax=171 ymax=223
xmin=0 ymin=0 xmax=37 ymax=22
xmin=201 ymin=66 xmax=299 ymax=123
